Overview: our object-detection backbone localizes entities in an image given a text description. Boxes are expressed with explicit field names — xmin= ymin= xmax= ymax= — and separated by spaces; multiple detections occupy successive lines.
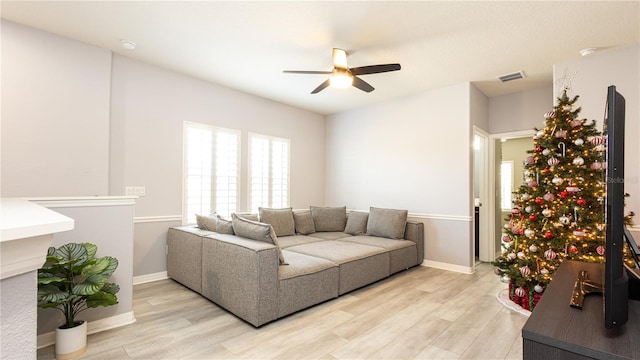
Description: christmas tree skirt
xmin=496 ymin=287 xmax=532 ymax=317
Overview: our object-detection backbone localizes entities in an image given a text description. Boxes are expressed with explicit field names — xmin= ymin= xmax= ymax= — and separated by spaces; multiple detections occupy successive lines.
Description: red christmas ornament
xmin=544 ymin=231 xmax=553 ymax=239
xmin=576 ymin=198 xmax=587 ymax=206
xmin=559 ymin=191 xmax=568 ymax=198
xmin=597 ymin=245 xmax=605 ymax=256
xmin=529 ymin=214 xmax=538 ymax=221
xmin=542 ymin=167 xmax=551 ymax=174
xmin=535 ymin=146 xmax=543 ymax=153
xmin=568 ymin=245 xmax=579 ymax=254
xmin=535 ymin=197 xmax=544 ymax=205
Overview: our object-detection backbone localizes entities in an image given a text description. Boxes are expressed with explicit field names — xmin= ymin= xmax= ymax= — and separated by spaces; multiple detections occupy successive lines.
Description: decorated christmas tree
xmin=492 ymin=91 xmax=632 ymax=311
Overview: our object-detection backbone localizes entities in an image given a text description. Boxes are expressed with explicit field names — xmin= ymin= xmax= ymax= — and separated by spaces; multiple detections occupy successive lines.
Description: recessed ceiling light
xmin=120 ymin=40 xmax=136 ymax=50
xmin=579 ymin=48 xmax=596 ymax=57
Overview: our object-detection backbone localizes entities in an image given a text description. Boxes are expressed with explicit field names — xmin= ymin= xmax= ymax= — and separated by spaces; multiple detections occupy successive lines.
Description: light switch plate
xmin=125 ymin=186 xmax=146 ymax=197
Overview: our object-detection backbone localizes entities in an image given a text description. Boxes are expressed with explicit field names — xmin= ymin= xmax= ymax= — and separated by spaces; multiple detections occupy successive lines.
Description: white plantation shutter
xmin=249 ymin=133 xmax=290 ymax=213
xmin=183 ymin=122 xmax=239 ymax=224
xmin=501 ymin=160 xmax=514 ymax=211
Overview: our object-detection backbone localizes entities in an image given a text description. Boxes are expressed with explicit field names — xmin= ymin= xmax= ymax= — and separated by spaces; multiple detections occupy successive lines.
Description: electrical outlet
xmin=125 ymin=186 xmax=146 ymax=197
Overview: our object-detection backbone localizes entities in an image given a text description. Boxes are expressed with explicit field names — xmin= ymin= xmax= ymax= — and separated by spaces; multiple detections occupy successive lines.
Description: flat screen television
xmin=604 ymin=85 xmax=632 ymax=329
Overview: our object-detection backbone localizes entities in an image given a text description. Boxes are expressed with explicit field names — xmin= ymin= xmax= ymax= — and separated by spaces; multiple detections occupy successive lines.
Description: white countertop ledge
xmin=1 ymin=198 xmax=74 ymax=242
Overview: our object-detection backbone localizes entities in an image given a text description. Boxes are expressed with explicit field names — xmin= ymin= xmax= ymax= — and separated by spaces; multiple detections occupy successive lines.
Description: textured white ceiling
xmin=2 ymin=1 xmax=638 ymax=115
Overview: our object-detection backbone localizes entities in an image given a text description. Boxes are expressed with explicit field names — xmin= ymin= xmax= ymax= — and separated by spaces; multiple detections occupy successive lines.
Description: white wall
xmin=109 ymin=55 xmax=326 ymax=276
xmin=1 ymin=22 xmax=327 ymax=278
xmin=489 ymin=86 xmax=553 ymax=134
xmin=326 ymin=83 xmax=474 ymax=271
xmin=554 ymin=45 xmax=639 ymax=235
xmin=1 ymin=20 xmax=111 ymax=197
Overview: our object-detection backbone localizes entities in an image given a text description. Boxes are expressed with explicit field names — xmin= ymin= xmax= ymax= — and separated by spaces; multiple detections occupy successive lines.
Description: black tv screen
xmin=604 ymin=85 xmax=628 ymax=329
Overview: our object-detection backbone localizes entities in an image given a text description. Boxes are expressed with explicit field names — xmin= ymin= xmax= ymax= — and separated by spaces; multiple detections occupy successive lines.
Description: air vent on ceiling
xmin=498 ymin=70 xmax=526 ymax=83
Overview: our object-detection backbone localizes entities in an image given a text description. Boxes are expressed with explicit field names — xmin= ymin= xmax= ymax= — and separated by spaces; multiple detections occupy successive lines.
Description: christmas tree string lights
xmin=492 ymin=91 xmax=635 ymax=311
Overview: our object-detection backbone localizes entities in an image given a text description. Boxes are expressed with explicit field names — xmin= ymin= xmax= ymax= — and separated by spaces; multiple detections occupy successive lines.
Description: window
xmin=248 ymin=133 xmax=290 ymax=213
xmin=500 ymin=161 xmax=514 ymax=211
xmin=183 ymin=122 xmax=239 ymax=224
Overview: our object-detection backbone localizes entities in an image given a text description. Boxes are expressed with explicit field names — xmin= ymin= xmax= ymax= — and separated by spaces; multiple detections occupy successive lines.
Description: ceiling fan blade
xmin=311 ymin=79 xmax=331 ymax=94
xmin=350 ymin=64 xmax=401 ymax=76
xmin=332 ymin=48 xmax=349 ymax=70
xmin=283 ymin=70 xmax=333 ymax=74
xmin=352 ymin=76 xmax=374 ymax=93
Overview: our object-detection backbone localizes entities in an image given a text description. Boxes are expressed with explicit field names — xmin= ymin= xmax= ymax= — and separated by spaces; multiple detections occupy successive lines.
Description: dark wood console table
xmin=522 ymin=260 xmax=640 ymax=360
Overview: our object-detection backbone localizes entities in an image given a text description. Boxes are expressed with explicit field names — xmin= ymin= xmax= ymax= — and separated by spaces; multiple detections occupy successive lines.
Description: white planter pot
xmin=55 ymin=320 xmax=87 ymax=360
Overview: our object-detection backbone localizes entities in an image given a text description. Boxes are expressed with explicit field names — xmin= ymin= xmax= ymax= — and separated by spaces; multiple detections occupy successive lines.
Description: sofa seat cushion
xmin=338 ymin=236 xmax=419 ymax=274
xmin=278 ymin=251 xmax=339 ymax=317
xmin=286 ymin=241 xmax=390 ymax=294
xmin=305 ymin=231 xmax=352 ymax=241
xmin=277 ymin=234 xmax=325 ymax=249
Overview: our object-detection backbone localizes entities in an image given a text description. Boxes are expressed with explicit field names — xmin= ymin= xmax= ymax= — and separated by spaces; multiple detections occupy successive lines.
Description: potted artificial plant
xmin=38 ymin=242 xmax=119 ymax=360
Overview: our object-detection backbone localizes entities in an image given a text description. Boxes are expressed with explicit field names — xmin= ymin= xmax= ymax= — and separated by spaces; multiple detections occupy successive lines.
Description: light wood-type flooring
xmin=37 ymin=262 xmax=527 ymax=360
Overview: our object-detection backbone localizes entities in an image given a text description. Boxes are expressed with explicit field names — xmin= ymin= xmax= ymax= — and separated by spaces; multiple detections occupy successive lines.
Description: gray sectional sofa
xmin=167 ymin=206 xmax=424 ymax=327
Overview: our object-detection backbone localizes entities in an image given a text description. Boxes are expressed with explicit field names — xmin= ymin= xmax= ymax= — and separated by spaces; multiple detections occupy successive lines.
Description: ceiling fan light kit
xmin=283 ymin=48 xmax=401 ymax=94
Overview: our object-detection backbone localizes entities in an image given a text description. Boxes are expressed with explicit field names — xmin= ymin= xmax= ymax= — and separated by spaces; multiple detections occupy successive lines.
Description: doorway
xmin=484 ymin=130 xmax=534 ymax=262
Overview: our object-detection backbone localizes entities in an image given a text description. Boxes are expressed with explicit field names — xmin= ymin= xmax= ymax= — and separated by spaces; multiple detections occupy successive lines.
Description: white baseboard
xmin=133 ymin=271 xmax=168 ymax=285
xmin=421 ymin=259 xmax=475 ymax=274
xmin=37 ymin=311 xmax=136 ymax=349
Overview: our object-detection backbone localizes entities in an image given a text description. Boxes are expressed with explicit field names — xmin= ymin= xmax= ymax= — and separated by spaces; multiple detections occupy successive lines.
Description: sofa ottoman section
xmin=337 ymin=236 xmax=418 ymax=274
xmin=305 ymin=231 xmax=353 ymax=241
xmin=202 ymin=233 xmax=280 ymax=327
xmin=278 ymin=251 xmax=339 ymax=317
xmin=286 ymin=241 xmax=390 ymax=295
xmin=277 ymin=234 xmax=326 ymax=248
xmin=167 ymin=226 xmax=207 ymax=293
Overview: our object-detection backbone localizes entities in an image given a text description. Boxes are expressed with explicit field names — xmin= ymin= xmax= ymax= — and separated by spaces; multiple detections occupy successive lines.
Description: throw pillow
xmin=345 ymin=211 xmax=369 ymax=235
xmin=310 ymin=206 xmax=347 ymax=232
xmin=366 ymin=207 xmax=408 ymax=239
xmin=235 ymin=212 xmax=259 ymax=222
xmin=259 ymin=207 xmax=295 ymax=237
xmin=216 ymin=215 xmax=235 ymax=235
xmin=231 ymin=213 xmax=287 ymax=265
xmin=293 ymin=211 xmax=316 ymax=235
xmin=196 ymin=213 xmax=217 ymax=231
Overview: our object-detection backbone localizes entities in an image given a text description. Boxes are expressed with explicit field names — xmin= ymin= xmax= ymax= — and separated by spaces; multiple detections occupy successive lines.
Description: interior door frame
xmin=486 ymin=130 xmax=534 ymax=261
xmin=473 ymin=127 xmax=490 ymax=263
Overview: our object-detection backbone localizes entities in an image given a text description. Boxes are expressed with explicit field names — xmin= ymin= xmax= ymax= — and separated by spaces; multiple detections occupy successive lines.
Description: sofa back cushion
xmin=293 ymin=211 xmax=316 ymax=235
xmin=366 ymin=207 xmax=408 ymax=239
xmin=216 ymin=215 xmax=235 ymax=235
xmin=345 ymin=211 xmax=368 ymax=236
xmin=231 ymin=213 xmax=287 ymax=265
xmin=259 ymin=207 xmax=295 ymax=237
xmin=310 ymin=206 xmax=347 ymax=232
xmin=196 ymin=213 xmax=217 ymax=231
xmin=235 ymin=212 xmax=259 ymax=222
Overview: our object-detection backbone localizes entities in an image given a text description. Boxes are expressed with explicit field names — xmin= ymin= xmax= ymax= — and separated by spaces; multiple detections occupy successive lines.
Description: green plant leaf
xmin=85 ymin=292 xmax=118 ymax=308
xmin=72 ymin=273 xmax=109 ymax=295
xmin=55 ymin=243 xmax=88 ymax=266
xmin=37 ymin=273 xmax=66 ymax=285
xmin=83 ymin=243 xmax=97 ymax=259
xmin=81 ymin=257 xmax=109 ymax=277
xmin=101 ymin=257 xmax=118 ymax=278
xmin=38 ymin=284 xmax=68 ymax=303
xmin=101 ymin=282 xmax=120 ymax=295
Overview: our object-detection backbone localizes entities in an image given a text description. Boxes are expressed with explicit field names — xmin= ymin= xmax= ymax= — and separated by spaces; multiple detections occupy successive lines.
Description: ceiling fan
xmin=283 ymin=48 xmax=401 ymax=94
